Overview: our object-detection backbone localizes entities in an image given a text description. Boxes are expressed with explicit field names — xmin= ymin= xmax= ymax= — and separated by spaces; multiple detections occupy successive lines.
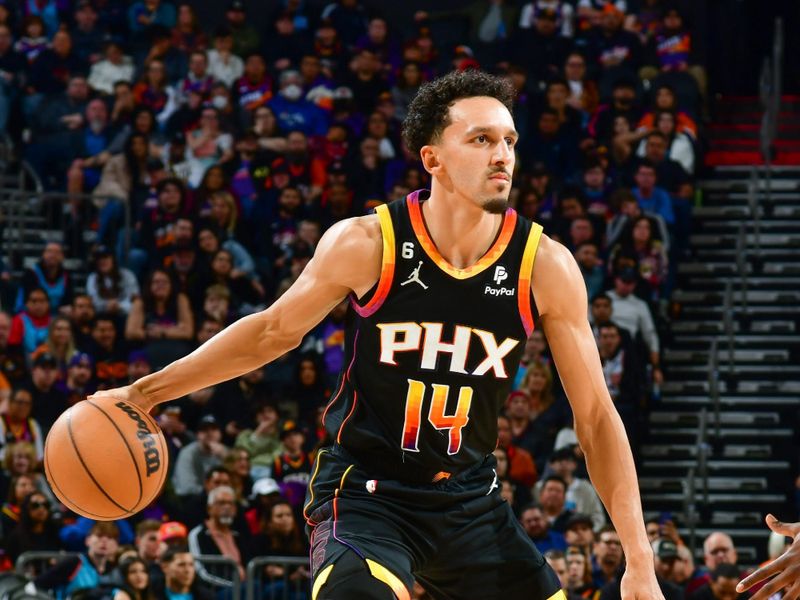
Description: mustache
xmin=488 ymin=167 xmax=511 ymax=178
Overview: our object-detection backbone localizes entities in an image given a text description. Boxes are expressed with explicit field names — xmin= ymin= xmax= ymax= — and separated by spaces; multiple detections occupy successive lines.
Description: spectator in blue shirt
xmin=128 ymin=0 xmax=176 ymax=35
xmin=268 ymin=69 xmax=329 ymax=138
xmin=632 ymin=159 xmax=674 ymax=226
xmin=521 ymin=504 xmax=567 ymax=554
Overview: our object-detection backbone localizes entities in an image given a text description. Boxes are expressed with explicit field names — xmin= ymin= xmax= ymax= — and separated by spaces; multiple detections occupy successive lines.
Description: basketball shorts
xmin=304 ymin=444 xmax=564 ymax=600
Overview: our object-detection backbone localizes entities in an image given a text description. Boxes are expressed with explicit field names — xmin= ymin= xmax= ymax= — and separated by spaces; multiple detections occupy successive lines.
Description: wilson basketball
xmin=44 ymin=397 xmax=168 ymax=520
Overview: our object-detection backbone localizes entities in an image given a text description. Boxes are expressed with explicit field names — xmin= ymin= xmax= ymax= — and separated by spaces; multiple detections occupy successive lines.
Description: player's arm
xmin=533 ymin=235 xmax=662 ymax=600
xmin=737 ymin=514 xmax=800 ymax=599
xmin=90 ymin=216 xmax=382 ymax=411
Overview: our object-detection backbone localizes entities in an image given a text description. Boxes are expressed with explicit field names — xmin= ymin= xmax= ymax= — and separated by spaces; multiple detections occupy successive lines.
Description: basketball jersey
xmin=321 ymin=190 xmax=544 ymax=484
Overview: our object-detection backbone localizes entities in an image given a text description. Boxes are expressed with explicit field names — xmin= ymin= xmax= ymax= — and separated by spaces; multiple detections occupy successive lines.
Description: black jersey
xmin=321 ymin=190 xmax=543 ymax=484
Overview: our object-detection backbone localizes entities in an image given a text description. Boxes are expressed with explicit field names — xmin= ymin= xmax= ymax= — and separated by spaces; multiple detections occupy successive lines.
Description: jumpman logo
xmin=487 ymin=469 xmax=499 ymax=495
xmin=401 ymin=261 xmax=429 ymax=289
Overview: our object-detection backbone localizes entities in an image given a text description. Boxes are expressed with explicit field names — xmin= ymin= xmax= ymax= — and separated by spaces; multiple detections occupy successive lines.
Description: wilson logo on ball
xmin=115 ymin=402 xmax=161 ymax=476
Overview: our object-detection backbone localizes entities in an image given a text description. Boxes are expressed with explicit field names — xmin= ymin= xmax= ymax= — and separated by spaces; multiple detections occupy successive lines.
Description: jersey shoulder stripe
xmin=517 ymin=221 xmax=544 ymax=336
xmin=351 ymin=203 xmax=395 ymax=317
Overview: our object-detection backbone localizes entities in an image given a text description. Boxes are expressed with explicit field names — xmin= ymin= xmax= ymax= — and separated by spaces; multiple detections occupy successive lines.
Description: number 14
xmin=401 ymin=379 xmax=473 ymax=455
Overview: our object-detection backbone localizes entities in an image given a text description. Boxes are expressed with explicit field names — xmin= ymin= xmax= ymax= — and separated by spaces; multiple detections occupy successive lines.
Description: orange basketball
xmin=44 ymin=396 xmax=169 ymax=520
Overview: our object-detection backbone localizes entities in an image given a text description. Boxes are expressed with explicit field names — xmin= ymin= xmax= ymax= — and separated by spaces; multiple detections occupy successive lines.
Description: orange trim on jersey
xmin=336 ymin=390 xmax=358 ymax=444
xmin=518 ymin=223 xmax=544 ymax=336
xmin=432 ymin=471 xmax=451 ymax=483
xmin=351 ymin=204 xmax=395 ymax=317
xmin=321 ymin=330 xmax=360 ymax=427
xmin=303 ymin=449 xmax=328 ymax=526
xmin=407 ymin=194 xmax=517 ymax=280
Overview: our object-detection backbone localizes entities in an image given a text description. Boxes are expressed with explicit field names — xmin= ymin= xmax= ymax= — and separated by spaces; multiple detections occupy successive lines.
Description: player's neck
xmin=422 ymin=188 xmax=504 ymax=270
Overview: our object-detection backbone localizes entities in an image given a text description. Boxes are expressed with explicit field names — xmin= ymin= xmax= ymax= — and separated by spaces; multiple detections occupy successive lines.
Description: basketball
xmin=44 ymin=396 xmax=169 ymax=520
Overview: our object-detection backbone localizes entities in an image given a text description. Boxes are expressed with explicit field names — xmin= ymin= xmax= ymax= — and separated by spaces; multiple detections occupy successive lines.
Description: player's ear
xmin=420 ymin=145 xmax=439 ymax=174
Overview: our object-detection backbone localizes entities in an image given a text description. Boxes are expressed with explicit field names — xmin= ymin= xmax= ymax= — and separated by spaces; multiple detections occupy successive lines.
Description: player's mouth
xmin=489 ymin=173 xmax=510 ymax=182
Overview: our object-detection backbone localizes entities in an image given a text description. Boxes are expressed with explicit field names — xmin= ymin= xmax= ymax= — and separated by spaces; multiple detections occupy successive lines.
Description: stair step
xmin=690 ymin=233 xmax=799 ymax=247
xmin=661 ymin=380 xmax=800 ymax=395
xmin=664 ymin=349 xmax=789 ymax=363
xmin=639 ymin=477 xmax=768 ymax=492
xmin=667 ymin=364 xmax=798 ymax=376
xmin=661 ymin=395 xmax=800 ymax=407
xmin=672 ymin=290 xmax=800 ymax=304
xmin=641 ymin=444 xmax=773 ymax=458
xmin=701 ymin=220 xmax=800 ymax=232
xmin=643 ymin=459 xmax=790 ymax=471
xmin=646 ymin=492 xmax=785 ymax=503
xmin=650 ymin=426 xmax=794 ymax=439
xmin=700 ymin=179 xmax=798 ymax=192
xmin=668 ymin=321 xmax=795 ymax=334
xmin=648 ymin=412 xmax=780 ymax=426
xmin=680 ymin=304 xmax=800 ymax=317
xmin=671 ymin=334 xmax=799 ymax=345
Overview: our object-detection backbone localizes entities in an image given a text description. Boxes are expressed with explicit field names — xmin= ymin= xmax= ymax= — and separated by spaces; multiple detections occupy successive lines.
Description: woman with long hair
xmin=608 ymin=215 xmax=668 ymax=302
xmin=257 ymin=500 xmax=310 ymax=598
xmin=133 ymin=61 xmax=177 ymax=127
xmin=0 ymin=442 xmax=56 ymax=508
xmin=289 ymin=354 xmax=329 ymax=429
xmin=4 ymin=491 xmax=62 ymax=563
xmin=30 ymin=316 xmax=76 ymax=377
xmin=171 ymin=3 xmax=207 ymax=54
xmin=86 ymin=246 xmax=141 ymax=317
xmin=198 ymin=249 xmax=264 ymax=317
xmin=513 ymin=329 xmax=551 ymax=390
xmin=563 ymin=52 xmax=599 ymax=116
xmin=1 ymin=474 xmax=36 ymax=535
xmin=113 ymin=557 xmax=156 ymax=600
xmin=186 ymin=107 xmax=234 ymax=188
xmin=391 ymin=61 xmax=423 ymax=122
xmin=521 ymin=361 xmax=571 ymax=470
xmin=223 ymin=447 xmax=253 ymax=503
xmin=0 ymin=389 xmax=44 ymax=462
xmin=190 ymin=165 xmax=230 ymax=219
xmin=126 ymin=269 xmax=194 ymax=344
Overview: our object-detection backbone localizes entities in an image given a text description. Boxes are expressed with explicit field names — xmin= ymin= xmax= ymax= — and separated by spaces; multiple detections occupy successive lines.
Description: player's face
xmin=430 ymin=96 xmax=517 ymax=214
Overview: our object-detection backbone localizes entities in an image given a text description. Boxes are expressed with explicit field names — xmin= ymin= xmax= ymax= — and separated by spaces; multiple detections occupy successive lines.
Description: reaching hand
xmin=737 ymin=514 xmax=800 ymax=600
xmin=88 ymin=385 xmax=154 ymax=413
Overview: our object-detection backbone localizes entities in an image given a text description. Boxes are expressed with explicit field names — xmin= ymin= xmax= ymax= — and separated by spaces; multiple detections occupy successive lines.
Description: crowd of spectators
xmin=0 ymin=0 xmax=713 ymax=597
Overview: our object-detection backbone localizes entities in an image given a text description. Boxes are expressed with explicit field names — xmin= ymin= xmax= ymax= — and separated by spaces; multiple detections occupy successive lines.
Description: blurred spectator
xmin=1 ymin=473 xmax=36 ymax=536
xmin=520 ymin=504 xmax=566 ymax=553
xmin=492 ymin=445 xmax=531 ymax=514
xmin=86 ymin=246 xmax=141 ymax=318
xmin=606 ymin=188 xmax=669 ymax=253
xmin=644 ymin=110 xmax=695 ymax=175
xmin=171 ymin=3 xmax=207 ymax=54
xmin=185 ymin=107 xmax=234 ymax=187
xmin=564 ymin=514 xmax=596 ymax=553
xmin=0 ymin=312 xmax=26 ymax=389
xmin=585 ymin=5 xmax=642 ymax=96
xmin=392 ymin=61 xmax=424 ymax=122
xmin=188 ymin=485 xmax=250 ymax=585
xmin=35 ymin=521 xmax=120 ymax=597
xmin=31 ymin=316 xmax=77 ymax=376
xmin=268 ymin=69 xmax=329 ymax=138
xmin=16 ymin=243 xmax=74 ymax=316
xmin=519 ymin=1 xmax=575 ymax=37
xmin=26 ymin=352 xmax=68 ymax=434
xmin=172 ymin=415 xmax=227 ymax=498
xmin=134 ymin=519 xmax=162 ymax=572
xmin=113 ymin=556 xmax=157 ymax=600
xmin=176 ymin=50 xmax=214 ymax=107
xmin=639 ymin=131 xmax=691 ymax=198
xmin=4 ymin=490 xmax=62 ymax=564
xmin=253 ymin=500 xmax=310 ymax=593
xmin=592 ymin=526 xmax=623 ymax=587
xmin=128 ymin=0 xmax=176 ymax=36
xmin=89 ymin=314 xmax=129 ymax=389
xmin=598 ymin=537 xmax=683 ymax=599
xmin=55 ymin=351 xmax=96 ymax=406
xmin=0 ymin=388 xmax=44 ymax=460
xmin=206 ymin=26 xmax=243 ymax=88
xmin=702 ymin=532 xmax=738 ymax=572
xmin=519 ymin=360 xmax=569 ymax=466
xmin=632 ymin=160 xmax=674 ymax=226
xmin=608 ymin=215 xmax=668 ymax=302
xmin=89 ymin=41 xmax=135 ymax=96
xmin=155 ymin=546 xmax=213 ymax=600
xmin=689 ymin=563 xmax=747 ymax=600
xmin=0 ymin=24 xmax=25 ymax=133
xmin=272 ymin=422 xmax=312 ymax=506
xmin=606 ymin=268 xmax=661 ymax=383
xmin=511 ymin=7 xmax=573 ymax=82
xmin=223 ymin=446 xmax=252 ymax=502
xmin=513 ymin=329 xmax=550 ymax=390
xmin=70 ymin=293 xmax=96 ymax=350
xmin=497 ymin=414 xmax=537 ymax=488
xmin=132 ymin=58 xmax=177 ymax=127
xmin=224 ymin=1 xmax=259 ymax=58
xmin=235 ymin=53 xmax=272 ymax=116
xmin=588 ymin=80 xmax=641 ymax=148
xmin=15 ymin=16 xmax=48 ymax=65
xmin=235 ymin=401 xmax=282 ymax=478
xmin=574 ymin=242 xmax=604 ymax=300
xmin=1 ymin=441 xmax=56 ymax=508
xmin=566 ymin=545 xmax=595 ymax=597
xmin=243 ymin=477 xmax=283 ymax=536
xmin=544 ymin=549 xmax=570 ymax=591
xmin=563 ymin=51 xmax=599 ymax=115
xmin=597 ymin=320 xmax=648 ymax=417
xmin=538 ymin=475 xmax=575 ymax=533
xmin=535 ymin=448 xmax=606 ymax=530
xmin=637 ymin=84 xmax=698 ymax=141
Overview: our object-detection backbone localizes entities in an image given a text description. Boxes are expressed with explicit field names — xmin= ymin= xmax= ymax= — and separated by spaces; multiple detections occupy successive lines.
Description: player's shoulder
xmin=313 ymin=214 xmax=383 ymax=293
xmin=532 ymin=233 xmax=586 ymax=317
xmin=318 ymin=213 xmax=382 ymax=257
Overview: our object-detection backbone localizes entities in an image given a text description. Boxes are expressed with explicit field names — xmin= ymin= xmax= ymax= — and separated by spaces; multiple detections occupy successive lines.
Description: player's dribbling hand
xmin=737 ymin=514 xmax=800 ymax=600
xmin=88 ymin=385 xmax=154 ymax=413
xmin=620 ymin=565 xmax=664 ymax=600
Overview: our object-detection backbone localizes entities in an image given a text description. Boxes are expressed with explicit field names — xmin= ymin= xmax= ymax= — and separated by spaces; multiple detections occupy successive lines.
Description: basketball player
xmin=737 ymin=514 xmax=800 ymax=599
xmin=91 ymin=71 xmax=661 ymax=600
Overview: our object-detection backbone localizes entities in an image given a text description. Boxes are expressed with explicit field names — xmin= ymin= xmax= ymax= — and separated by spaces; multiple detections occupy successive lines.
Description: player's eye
xmin=475 ymin=135 xmax=487 ymax=144
xmin=505 ymin=138 xmax=515 ymax=147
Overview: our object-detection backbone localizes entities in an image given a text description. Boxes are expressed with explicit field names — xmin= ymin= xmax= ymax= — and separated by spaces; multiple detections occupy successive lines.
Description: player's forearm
xmin=577 ymin=403 xmax=653 ymax=564
xmin=133 ymin=311 xmax=299 ymax=408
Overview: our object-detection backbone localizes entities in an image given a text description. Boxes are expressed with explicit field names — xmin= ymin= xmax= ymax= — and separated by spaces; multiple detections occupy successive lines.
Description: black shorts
xmin=304 ymin=445 xmax=563 ymax=600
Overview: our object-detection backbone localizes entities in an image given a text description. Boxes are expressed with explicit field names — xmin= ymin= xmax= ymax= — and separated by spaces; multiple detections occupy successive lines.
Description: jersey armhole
xmin=517 ymin=222 xmax=543 ymax=337
xmin=350 ymin=203 xmax=395 ymax=317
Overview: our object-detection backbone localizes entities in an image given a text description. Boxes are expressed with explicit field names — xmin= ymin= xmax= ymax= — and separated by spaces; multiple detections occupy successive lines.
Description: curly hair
xmin=402 ymin=70 xmax=515 ymax=154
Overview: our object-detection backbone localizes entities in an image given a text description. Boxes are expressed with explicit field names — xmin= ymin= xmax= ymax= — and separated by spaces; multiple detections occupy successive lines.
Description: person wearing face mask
xmin=267 ymin=69 xmax=329 ymax=137
xmin=187 ymin=485 xmax=252 ymax=586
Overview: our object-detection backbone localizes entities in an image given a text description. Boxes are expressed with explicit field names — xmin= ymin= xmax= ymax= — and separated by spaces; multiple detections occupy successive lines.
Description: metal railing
xmin=759 ymin=17 xmax=783 ymax=206
xmin=246 ymin=557 xmax=310 ymax=600
xmin=15 ymin=553 xmax=312 ymax=600
xmin=15 ymin=552 xmax=80 ymax=578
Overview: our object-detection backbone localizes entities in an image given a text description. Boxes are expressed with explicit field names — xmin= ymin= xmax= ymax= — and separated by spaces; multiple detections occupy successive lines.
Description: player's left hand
xmin=620 ymin=564 xmax=665 ymax=600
